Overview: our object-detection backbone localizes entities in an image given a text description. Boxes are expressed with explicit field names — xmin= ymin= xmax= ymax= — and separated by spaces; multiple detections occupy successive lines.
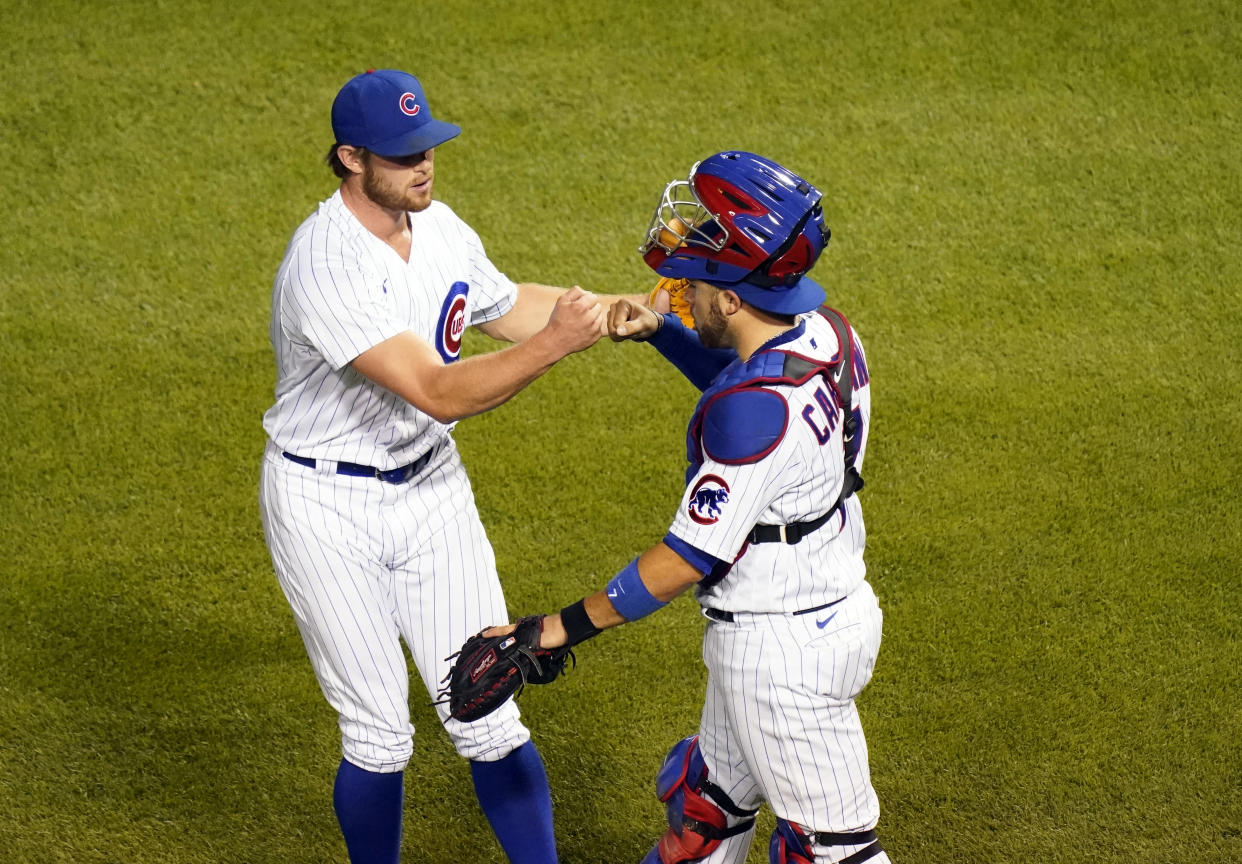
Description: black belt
xmin=703 ymin=593 xmax=847 ymax=623
xmin=282 ymin=447 xmax=436 ymax=484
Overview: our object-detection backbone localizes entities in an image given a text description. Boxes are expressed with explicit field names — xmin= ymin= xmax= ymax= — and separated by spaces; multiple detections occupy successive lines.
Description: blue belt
xmin=282 ymin=447 xmax=436 ymax=484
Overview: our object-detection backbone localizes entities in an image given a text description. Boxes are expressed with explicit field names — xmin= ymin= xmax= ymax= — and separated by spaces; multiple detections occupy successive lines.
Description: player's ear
xmin=719 ymin=289 xmax=743 ymax=316
xmin=336 ymin=145 xmax=367 ymax=176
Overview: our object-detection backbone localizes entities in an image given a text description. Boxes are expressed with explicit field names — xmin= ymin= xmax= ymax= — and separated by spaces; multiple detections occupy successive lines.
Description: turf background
xmin=1 ymin=1 xmax=1239 ymax=861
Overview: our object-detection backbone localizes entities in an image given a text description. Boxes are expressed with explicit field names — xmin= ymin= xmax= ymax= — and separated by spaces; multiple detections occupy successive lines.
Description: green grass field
xmin=2 ymin=0 xmax=1240 ymax=861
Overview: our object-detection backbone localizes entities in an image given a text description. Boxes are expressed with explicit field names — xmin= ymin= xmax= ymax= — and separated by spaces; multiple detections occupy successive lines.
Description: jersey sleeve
xmin=461 ymin=222 xmax=518 ymax=324
xmin=279 ymin=232 xmax=405 ymax=371
xmin=647 ymin=314 xmax=737 ymax=392
xmin=668 ymin=389 xmax=802 ymax=562
xmin=662 ymin=531 xmax=726 ymax=576
xmin=669 ymin=447 xmax=801 ymax=563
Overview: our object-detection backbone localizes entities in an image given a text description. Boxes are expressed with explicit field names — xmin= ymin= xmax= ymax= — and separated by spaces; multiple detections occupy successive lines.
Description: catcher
xmin=443 ymin=152 xmax=891 ymax=864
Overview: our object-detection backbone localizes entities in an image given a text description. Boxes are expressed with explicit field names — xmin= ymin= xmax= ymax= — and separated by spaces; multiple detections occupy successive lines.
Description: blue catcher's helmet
xmin=639 ymin=151 xmax=831 ymax=315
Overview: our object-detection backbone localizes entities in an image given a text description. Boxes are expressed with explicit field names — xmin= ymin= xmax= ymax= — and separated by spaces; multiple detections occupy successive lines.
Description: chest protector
xmin=685 ymin=308 xmax=864 ymax=581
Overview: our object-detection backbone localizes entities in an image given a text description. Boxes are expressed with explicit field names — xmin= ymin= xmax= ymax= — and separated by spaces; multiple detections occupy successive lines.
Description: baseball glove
xmin=648 ymin=276 xmax=695 ymax=328
xmin=435 ymin=616 xmax=574 ymax=723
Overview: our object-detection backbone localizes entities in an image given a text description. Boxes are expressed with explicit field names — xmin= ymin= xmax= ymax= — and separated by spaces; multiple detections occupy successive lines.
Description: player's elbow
xmin=422 ymin=406 xmax=457 ymax=425
xmin=474 ymin=316 xmax=520 ymax=344
xmin=416 ymin=392 xmax=469 ymax=425
xmin=413 ymin=381 xmax=497 ymax=424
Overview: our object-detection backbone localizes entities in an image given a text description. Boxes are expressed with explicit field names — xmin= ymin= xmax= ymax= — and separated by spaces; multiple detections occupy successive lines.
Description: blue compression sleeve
xmin=471 ymin=741 xmax=558 ymax=864
xmin=647 ymin=313 xmax=736 ymax=392
xmin=333 ymin=759 xmax=403 ymax=864
xmin=605 ymin=558 xmax=668 ymax=621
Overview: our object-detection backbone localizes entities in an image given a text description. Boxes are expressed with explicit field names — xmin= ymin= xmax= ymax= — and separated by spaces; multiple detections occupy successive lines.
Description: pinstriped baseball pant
xmin=259 ymin=440 xmax=530 ymax=772
xmin=696 ymin=581 xmax=888 ymax=864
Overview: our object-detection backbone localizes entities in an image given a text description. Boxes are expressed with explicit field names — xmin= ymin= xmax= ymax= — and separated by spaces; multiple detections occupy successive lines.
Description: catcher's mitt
xmin=435 ymin=616 xmax=574 ymax=723
xmin=648 ymin=276 xmax=695 ymax=328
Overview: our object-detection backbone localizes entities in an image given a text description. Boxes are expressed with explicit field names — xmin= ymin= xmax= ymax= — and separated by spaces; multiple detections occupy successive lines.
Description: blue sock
xmin=470 ymin=741 xmax=558 ymax=863
xmin=333 ymin=758 xmax=404 ymax=864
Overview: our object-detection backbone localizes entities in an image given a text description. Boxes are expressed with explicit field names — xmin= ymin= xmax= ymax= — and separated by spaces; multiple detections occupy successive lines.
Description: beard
xmin=694 ymin=298 xmax=730 ymax=349
xmin=361 ymin=163 xmax=433 ymax=212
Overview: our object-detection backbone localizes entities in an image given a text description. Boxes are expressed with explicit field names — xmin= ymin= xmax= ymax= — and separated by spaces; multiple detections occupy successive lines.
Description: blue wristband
xmin=604 ymin=558 xmax=668 ymax=622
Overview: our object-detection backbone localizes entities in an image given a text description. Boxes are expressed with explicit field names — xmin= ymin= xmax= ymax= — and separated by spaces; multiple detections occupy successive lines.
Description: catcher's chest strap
xmin=747 ymin=507 xmax=837 ymax=545
xmin=746 ymin=307 xmax=866 ymax=546
xmin=746 ymin=465 xmax=863 ymax=546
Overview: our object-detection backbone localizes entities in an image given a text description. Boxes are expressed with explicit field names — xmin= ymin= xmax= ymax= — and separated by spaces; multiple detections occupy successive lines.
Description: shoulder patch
xmin=701 ymin=388 xmax=789 ymax=465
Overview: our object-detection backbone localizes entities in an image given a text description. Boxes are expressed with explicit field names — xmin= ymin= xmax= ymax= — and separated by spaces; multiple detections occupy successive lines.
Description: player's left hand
xmin=483 ymin=615 xmax=567 ymax=649
xmin=437 ymin=616 xmax=574 ymax=722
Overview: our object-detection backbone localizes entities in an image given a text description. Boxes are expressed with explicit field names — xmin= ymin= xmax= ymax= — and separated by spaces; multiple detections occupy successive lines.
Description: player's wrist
xmin=528 ymin=326 xmax=572 ymax=364
xmin=540 ymin=613 xmax=569 ymax=649
xmin=559 ymin=598 xmax=602 ymax=646
xmin=631 ymin=310 xmax=664 ymax=343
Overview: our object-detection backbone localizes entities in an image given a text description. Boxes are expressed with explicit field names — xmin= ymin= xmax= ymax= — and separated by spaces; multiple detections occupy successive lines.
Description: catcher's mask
xmin=639 ymin=151 xmax=831 ymax=314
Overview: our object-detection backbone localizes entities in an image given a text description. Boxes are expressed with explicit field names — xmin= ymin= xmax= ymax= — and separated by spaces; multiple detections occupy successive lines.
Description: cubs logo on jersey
xmin=688 ymin=474 xmax=730 ymax=525
xmin=436 ymin=282 xmax=469 ymax=363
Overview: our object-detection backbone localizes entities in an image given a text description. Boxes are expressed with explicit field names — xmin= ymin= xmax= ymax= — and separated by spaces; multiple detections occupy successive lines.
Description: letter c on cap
xmin=399 ymin=92 xmax=420 ymax=116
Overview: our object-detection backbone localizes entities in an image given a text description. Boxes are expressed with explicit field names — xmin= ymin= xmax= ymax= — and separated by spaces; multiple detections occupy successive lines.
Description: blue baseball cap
xmin=725 ymin=274 xmax=826 ymax=316
xmin=331 ymin=69 xmax=461 ymax=157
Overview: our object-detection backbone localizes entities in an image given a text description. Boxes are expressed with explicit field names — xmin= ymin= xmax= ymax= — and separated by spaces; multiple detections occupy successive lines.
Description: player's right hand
xmin=608 ymin=298 xmax=661 ymax=342
xmin=546 ymin=287 xmax=605 ymax=355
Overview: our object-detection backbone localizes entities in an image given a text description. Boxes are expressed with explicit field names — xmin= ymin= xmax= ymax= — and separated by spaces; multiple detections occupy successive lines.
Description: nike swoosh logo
xmin=816 ymin=612 xmax=838 ymax=629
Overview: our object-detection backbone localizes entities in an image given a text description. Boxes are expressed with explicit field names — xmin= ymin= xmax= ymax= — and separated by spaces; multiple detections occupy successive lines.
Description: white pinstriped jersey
xmin=670 ymin=312 xmax=872 ymax=614
xmin=262 ymin=191 xmax=517 ymax=469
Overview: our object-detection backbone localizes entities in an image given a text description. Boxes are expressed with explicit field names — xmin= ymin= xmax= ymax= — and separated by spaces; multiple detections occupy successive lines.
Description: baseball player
xmin=258 ymin=68 xmax=637 ymax=864
xmin=486 ymin=152 xmax=891 ymax=864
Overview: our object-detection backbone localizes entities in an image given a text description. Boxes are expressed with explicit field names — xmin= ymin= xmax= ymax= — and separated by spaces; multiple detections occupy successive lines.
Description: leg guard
xmin=769 ymin=818 xmax=886 ymax=864
xmin=643 ymin=736 xmax=757 ymax=864
xmin=769 ymin=820 xmax=815 ymax=864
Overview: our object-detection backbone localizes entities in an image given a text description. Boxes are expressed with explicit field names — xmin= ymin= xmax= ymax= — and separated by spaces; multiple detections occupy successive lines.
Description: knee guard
xmin=642 ymin=735 xmax=757 ymax=864
xmin=769 ymin=818 xmax=885 ymax=864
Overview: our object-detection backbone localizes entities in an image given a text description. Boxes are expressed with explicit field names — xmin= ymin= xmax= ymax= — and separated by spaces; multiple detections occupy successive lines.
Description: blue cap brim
xmin=730 ymin=275 xmax=826 ymax=315
xmin=368 ymin=119 xmax=462 ymax=157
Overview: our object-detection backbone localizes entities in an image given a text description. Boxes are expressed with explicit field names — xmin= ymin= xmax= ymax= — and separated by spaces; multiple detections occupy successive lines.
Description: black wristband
xmin=559 ymin=598 xmax=602 ymax=647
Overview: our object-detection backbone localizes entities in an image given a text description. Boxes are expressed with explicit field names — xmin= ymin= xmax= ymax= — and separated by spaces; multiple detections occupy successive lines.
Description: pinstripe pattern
xmin=662 ymin=314 xmax=887 ymax=860
xmin=696 ymin=583 xmax=885 ymax=860
xmin=674 ymin=313 xmax=872 ymax=614
xmin=260 ymin=441 xmax=528 ymax=769
xmin=263 ymin=192 xmax=516 ymax=469
xmin=258 ymin=192 xmax=529 ymax=772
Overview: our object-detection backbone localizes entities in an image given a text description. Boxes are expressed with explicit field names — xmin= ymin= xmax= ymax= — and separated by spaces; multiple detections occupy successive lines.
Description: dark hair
xmin=325 ymin=143 xmax=369 ymax=179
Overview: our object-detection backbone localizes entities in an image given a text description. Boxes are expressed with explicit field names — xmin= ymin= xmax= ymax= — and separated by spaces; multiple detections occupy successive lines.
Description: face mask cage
xmin=638 ymin=177 xmax=729 ymax=256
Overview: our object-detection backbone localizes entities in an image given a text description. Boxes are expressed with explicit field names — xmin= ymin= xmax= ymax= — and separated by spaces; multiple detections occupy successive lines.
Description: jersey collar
xmin=756 ymin=319 xmax=806 ymax=353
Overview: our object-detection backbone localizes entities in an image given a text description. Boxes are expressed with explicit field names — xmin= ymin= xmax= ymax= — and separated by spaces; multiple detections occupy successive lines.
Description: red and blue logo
xmin=399 ymin=92 xmax=421 ymax=117
xmin=688 ymin=474 xmax=730 ymax=525
xmin=435 ymin=282 xmax=469 ymax=363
